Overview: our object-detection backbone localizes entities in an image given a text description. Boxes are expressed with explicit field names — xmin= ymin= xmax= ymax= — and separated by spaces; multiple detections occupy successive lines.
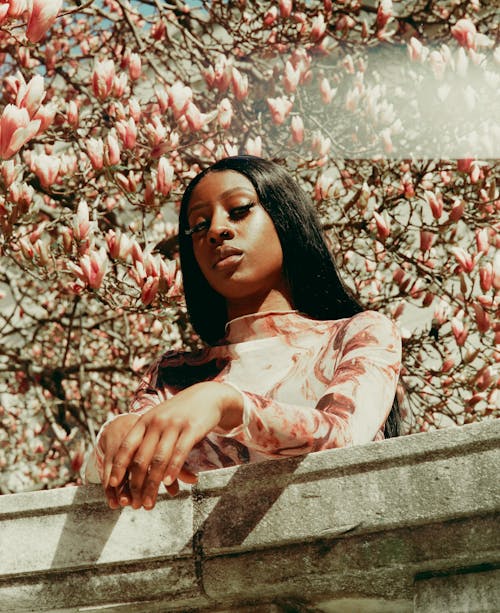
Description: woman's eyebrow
xmin=188 ymin=187 xmax=256 ymax=216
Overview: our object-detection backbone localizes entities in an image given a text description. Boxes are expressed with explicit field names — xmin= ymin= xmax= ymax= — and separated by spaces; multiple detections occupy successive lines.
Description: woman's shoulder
xmin=320 ymin=310 xmax=401 ymax=352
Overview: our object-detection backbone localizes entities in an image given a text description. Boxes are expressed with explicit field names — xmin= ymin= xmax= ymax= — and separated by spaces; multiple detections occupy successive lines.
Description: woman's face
xmin=186 ymin=170 xmax=288 ymax=304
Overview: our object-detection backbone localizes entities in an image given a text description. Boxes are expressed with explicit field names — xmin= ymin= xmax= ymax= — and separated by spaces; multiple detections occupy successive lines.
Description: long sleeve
xmin=214 ymin=311 xmax=401 ymax=456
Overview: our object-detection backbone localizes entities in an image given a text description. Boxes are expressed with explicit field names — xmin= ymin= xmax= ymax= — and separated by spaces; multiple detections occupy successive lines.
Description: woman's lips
xmin=213 ymin=253 xmax=243 ymax=270
xmin=212 ymin=247 xmax=243 ymax=269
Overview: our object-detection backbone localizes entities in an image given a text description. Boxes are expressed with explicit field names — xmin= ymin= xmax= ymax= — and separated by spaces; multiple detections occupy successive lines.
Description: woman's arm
xmin=104 ymin=380 xmax=243 ymax=510
xmin=214 ymin=310 xmax=402 ymax=455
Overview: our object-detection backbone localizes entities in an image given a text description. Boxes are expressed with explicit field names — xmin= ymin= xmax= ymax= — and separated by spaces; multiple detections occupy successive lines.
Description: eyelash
xmin=185 ymin=203 xmax=256 ymax=237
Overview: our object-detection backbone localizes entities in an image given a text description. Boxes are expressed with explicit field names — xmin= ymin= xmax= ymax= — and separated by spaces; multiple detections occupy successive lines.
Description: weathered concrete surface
xmin=0 ymin=420 xmax=498 ymax=612
xmin=414 ymin=568 xmax=500 ymax=613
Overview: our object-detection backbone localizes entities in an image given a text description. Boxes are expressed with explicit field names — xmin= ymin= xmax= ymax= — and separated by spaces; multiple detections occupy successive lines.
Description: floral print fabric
xmin=86 ymin=310 xmax=401 ymax=482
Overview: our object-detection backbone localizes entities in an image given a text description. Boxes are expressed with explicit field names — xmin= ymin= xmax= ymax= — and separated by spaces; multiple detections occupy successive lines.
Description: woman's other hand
xmin=105 ymin=382 xmax=243 ymax=510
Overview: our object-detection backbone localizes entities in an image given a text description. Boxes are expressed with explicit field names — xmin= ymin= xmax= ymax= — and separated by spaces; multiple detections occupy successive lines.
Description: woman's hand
xmin=105 ymin=382 xmax=243 ymax=510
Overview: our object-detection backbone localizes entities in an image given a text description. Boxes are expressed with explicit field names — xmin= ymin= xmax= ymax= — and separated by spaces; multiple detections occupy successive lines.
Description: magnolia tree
xmin=0 ymin=0 xmax=498 ymax=493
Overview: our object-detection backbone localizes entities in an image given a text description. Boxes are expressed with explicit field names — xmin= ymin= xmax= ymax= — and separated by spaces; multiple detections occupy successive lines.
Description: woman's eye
xmin=185 ymin=220 xmax=209 ymax=236
xmin=230 ymin=203 xmax=255 ymax=219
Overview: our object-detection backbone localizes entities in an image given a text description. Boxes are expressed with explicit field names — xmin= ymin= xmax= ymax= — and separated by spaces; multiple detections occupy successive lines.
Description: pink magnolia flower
xmin=408 ymin=37 xmax=428 ymax=62
xmin=9 ymin=181 xmax=33 ymax=207
xmin=144 ymin=116 xmax=167 ymax=147
xmin=92 ymin=59 xmax=116 ymax=101
xmin=33 ymin=236 xmax=50 ymax=266
xmin=16 ymin=74 xmax=46 ymax=118
xmin=85 ymin=138 xmax=104 ymax=170
xmin=1 ymin=159 xmax=18 ymax=187
xmin=441 ymin=357 xmax=455 ymax=373
xmin=314 ymin=174 xmax=334 ymax=201
xmin=26 ymin=0 xmax=63 ymax=43
xmin=335 ymin=15 xmax=355 ymax=34
xmin=475 ymin=366 xmax=493 ymax=392
xmin=283 ymin=61 xmax=300 ymax=93
xmin=67 ymin=100 xmax=79 ymax=128
xmin=155 ymin=85 xmax=169 ymax=113
xmin=451 ymin=18 xmax=477 ymax=50
xmin=31 ymin=153 xmax=61 ymax=189
xmin=128 ymin=52 xmax=142 ymax=80
xmin=311 ymin=131 xmax=331 ymax=156
xmin=267 ymin=96 xmax=293 ymax=125
xmin=373 ymin=211 xmax=391 ymax=241
xmin=106 ymin=229 xmax=133 ymax=260
xmin=475 ymin=228 xmax=490 ymax=254
xmin=380 ymin=128 xmax=393 ymax=154
xmin=73 ymin=199 xmax=91 ymax=243
xmin=310 ymin=13 xmax=326 ymax=41
xmin=105 ymin=133 xmax=121 ymax=166
xmin=72 ymin=248 xmax=108 ymax=290
xmin=0 ymin=105 xmax=40 ymax=159
xmin=218 ymin=98 xmax=233 ymax=129
xmin=493 ymin=252 xmax=500 ymax=291
xmin=245 ymin=135 xmax=262 ymax=157
xmin=168 ymin=81 xmax=192 ymax=119
xmin=113 ymin=73 xmax=128 ymax=98
xmin=128 ymin=97 xmax=141 ymax=122
xmin=291 ymin=115 xmax=304 ymax=144
xmin=279 ymin=0 xmax=293 ymax=18
xmin=185 ymin=102 xmax=205 ymax=131
xmin=231 ymin=67 xmax=248 ymax=101
xmin=451 ymin=314 xmax=468 ymax=346
xmin=479 ymin=263 xmax=492 ymax=292
xmin=419 ymin=230 xmax=435 ymax=252
xmin=33 ymin=102 xmax=56 ymax=135
xmin=424 ymin=190 xmax=443 ymax=219
xmin=376 ymin=0 xmax=393 ymax=30
xmin=141 ymin=277 xmax=159 ymax=306
xmin=457 ymin=158 xmax=474 ymax=173
xmin=0 ymin=4 xmax=9 ymax=24
xmin=429 ymin=50 xmax=446 ymax=80
xmin=115 ymin=170 xmax=138 ymax=193
xmin=7 ymin=0 xmax=29 ymax=19
xmin=116 ymin=117 xmax=137 ymax=149
xmin=319 ymin=77 xmax=335 ymax=104
xmin=472 ymin=302 xmax=490 ymax=333
xmin=156 ymin=157 xmax=174 ymax=195
xmin=449 ymin=199 xmax=464 ymax=222
xmin=451 ymin=246 xmax=474 ymax=273
xmin=263 ymin=6 xmax=278 ymax=27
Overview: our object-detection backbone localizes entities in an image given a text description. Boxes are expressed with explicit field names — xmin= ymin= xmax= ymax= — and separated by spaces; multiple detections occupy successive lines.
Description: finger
xmin=105 ymin=484 xmax=120 ymax=510
xmin=117 ymin=478 xmax=132 ymax=507
xmin=101 ymin=417 xmax=139 ymax=489
xmin=127 ymin=432 xmax=161 ymax=509
xmin=163 ymin=430 xmax=198 ymax=487
xmin=166 ymin=480 xmax=180 ymax=497
xmin=177 ymin=467 xmax=198 ymax=484
xmin=108 ymin=422 xmax=146 ymax=489
xmin=141 ymin=430 xmax=179 ymax=510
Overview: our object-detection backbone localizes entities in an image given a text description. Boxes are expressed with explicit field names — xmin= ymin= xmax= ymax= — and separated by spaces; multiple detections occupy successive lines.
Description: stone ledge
xmin=0 ymin=420 xmax=498 ymax=612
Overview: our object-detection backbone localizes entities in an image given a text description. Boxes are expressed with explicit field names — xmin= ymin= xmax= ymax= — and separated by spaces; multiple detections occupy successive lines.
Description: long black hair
xmin=178 ymin=156 xmax=401 ymax=437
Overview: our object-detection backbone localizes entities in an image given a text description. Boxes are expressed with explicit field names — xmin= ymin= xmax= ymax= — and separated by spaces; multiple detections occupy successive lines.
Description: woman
xmin=85 ymin=156 xmax=402 ymax=511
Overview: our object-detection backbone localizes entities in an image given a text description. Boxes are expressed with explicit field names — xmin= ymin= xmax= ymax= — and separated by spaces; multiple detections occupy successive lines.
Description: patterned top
xmin=85 ymin=309 xmax=401 ymax=482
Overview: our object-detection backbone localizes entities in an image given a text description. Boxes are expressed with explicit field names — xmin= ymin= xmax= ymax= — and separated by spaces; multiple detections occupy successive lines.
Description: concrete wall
xmin=1 ymin=420 xmax=499 ymax=612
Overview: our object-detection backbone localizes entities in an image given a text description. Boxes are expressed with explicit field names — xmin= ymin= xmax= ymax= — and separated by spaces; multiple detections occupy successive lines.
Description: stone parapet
xmin=1 ymin=420 xmax=499 ymax=612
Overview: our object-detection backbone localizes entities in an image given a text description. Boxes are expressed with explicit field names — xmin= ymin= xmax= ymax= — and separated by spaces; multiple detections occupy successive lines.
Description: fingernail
xmin=164 ymin=475 xmax=173 ymax=486
xmin=144 ymin=497 xmax=153 ymax=509
xmin=109 ymin=477 xmax=118 ymax=487
xmin=119 ymin=496 xmax=129 ymax=506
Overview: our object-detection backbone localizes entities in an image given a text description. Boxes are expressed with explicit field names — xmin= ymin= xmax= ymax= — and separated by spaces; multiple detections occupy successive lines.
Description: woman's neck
xmin=226 ymin=288 xmax=293 ymax=322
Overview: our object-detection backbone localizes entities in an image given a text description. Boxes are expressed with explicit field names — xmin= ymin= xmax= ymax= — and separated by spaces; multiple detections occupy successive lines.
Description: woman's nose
xmin=207 ymin=214 xmax=234 ymax=244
